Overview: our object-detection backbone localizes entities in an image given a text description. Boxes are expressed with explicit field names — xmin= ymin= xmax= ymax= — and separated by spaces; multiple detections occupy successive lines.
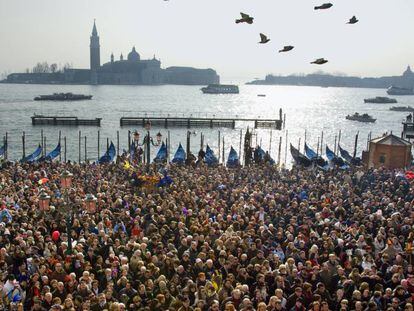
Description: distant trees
xmin=32 ymin=62 xmax=51 ymax=73
xmin=50 ymin=63 xmax=58 ymax=73
xmin=29 ymin=62 xmax=72 ymax=74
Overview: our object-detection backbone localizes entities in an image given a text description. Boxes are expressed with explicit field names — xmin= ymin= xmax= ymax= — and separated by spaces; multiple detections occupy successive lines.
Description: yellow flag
xmin=124 ymin=161 xmax=131 ymax=170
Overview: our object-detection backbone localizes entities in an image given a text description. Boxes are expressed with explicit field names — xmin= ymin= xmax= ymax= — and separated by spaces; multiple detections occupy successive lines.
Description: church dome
xmin=127 ymin=47 xmax=140 ymax=62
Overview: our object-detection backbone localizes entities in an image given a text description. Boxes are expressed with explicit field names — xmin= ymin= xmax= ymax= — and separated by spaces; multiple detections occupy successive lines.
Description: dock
xmin=31 ymin=115 xmax=102 ymax=127
xmin=120 ymin=112 xmax=283 ymax=129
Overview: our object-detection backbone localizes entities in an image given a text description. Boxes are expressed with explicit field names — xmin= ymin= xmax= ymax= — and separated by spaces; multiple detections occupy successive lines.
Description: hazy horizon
xmin=1 ymin=0 xmax=413 ymax=81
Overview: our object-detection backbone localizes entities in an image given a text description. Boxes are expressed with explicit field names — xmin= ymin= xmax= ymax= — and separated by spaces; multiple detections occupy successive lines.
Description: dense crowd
xmin=0 ymin=158 xmax=413 ymax=311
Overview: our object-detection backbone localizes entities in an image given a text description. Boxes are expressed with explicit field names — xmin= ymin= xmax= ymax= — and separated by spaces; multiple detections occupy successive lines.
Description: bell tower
xmin=90 ymin=20 xmax=100 ymax=71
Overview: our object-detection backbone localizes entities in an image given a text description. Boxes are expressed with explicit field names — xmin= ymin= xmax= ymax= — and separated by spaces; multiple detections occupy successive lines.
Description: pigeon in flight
xmin=347 ymin=16 xmax=359 ymax=24
xmin=235 ymin=12 xmax=254 ymax=24
xmin=259 ymin=33 xmax=270 ymax=44
xmin=314 ymin=3 xmax=333 ymax=10
xmin=279 ymin=46 xmax=294 ymax=53
xmin=311 ymin=58 xmax=328 ymax=65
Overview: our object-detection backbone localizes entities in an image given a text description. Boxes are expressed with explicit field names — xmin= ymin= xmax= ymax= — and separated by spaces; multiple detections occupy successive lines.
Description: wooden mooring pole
xmin=222 ymin=137 xmax=225 ymax=165
xmin=117 ymin=131 xmax=120 ymax=158
xmin=338 ymin=129 xmax=342 ymax=153
xmin=218 ymin=131 xmax=221 ymax=163
xmin=40 ymin=130 xmax=44 ymax=157
xmin=127 ymin=130 xmax=131 ymax=152
xmin=167 ymin=130 xmax=171 ymax=162
xmin=44 ymin=136 xmax=47 ymax=156
xmin=58 ymin=130 xmax=61 ymax=161
xmin=5 ymin=132 xmax=8 ymax=160
xmin=239 ymin=129 xmax=242 ymax=165
xmin=22 ymin=132 xmax=26 ymax=159
xmin=78 ymin=131 xmax=81 ymax=163
xmin=84 ymin=136 xmax=87 ymax=162
xmin=277 ymin=136 xmax=282 ymax=166
xmin=97 ymin=131 xmax=100 ymax=161
xmin=353 ymin=131 xmax=359 ymax=158
xmin=64 ymin=136 xmax=67 ymax=162
xmin=284 ymin=130 xmax=288 ymax=166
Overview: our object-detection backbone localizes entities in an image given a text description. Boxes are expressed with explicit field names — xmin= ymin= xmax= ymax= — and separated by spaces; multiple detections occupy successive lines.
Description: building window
xmin=379 ymin=154 xmax=386 ymax=164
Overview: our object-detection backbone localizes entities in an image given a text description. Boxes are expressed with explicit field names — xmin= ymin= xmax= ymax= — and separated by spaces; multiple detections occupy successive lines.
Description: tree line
xmin=26 ymin=62 xmax=73 ymax=74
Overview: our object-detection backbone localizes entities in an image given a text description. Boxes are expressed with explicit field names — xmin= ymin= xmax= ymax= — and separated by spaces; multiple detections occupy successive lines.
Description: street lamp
xmin=135 ymin=121 xmax=162 ymax=171
xmin=60 ymin=170 xmax=73 ymax=254
xmin=38 ymin=189 xmax=50 ymax=212
xmin=85 ymin=194 xmax=97 ymax=214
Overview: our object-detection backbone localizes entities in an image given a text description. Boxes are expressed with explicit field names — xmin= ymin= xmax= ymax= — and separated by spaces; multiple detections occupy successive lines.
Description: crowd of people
xmin=0 ymin=157 xmax=413 ymax=311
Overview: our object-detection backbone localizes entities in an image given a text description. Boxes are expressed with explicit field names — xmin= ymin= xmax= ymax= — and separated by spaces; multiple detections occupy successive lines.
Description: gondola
xmin=21 ymin=145 xmax=42 ymax=163
xmin=172 ymin=143 xmax=186 ymax=164
xmin=154 ymin=142 xmax=167 ymax=163
xmin=227 ymin=146 xmax=240 ymax=168
xmin=290 ymin=144 xmax=312 ymax=167
xmin=204 ymin=145 xmax=218 ymax=166
xmin=326 ymin=145 xmax=348 ymax=169
xmin=38 ymin=143 xmax=61 ymax=162
xmin=98 ymin=142 xmax=116 ymax=164
xmin=304 ymin=143 xmax=328 ymax=167
xmin=256 ymin=146 xmax=275 ymax=164
xmin=338 ymin=145 xmax=362 ymax=166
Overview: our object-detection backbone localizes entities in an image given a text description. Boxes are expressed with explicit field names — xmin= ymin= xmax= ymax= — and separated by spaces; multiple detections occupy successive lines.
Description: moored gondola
xmin=304 ymin=143 xmax=328 ymax=167
xmin=290 ymin=144 xmax=312 ymax=167
xmin=338 ymin=145 xmax=362 ymax=166
xmin=204 ymin=145 xmax=218 ymax=167
xmin=227 ymin=147 xmax=240 ymax=168
xmin=98 ymin=142 xmax=116 ymax=164
xmin=326 ymin=145 xmax=348 ymax=168
xmin=172 ymin=144 xmax=186 ymax=164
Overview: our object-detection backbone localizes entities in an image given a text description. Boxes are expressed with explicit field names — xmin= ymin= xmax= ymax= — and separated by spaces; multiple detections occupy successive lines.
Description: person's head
xmin=210 ymin=300 xmax=219 ymax=311
xmin=257 ymin=302 xmax=267 ymax=311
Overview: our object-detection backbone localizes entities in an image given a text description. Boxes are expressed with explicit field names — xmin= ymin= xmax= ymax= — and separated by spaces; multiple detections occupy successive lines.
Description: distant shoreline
xmin=247 ymin=68 xmax=414 ymax=90
xmin=0 ymin=81 xmax=208 ymax=87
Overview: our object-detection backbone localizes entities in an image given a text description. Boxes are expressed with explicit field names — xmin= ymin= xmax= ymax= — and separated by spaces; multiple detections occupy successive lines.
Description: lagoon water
xmin=0 ymin=83 xmax=412 ymax=163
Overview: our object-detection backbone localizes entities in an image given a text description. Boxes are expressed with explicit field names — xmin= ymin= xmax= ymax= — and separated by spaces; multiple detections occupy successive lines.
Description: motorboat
xmin=346 ymin=113 xmax=376 ymax=123
xmin=364 ymin=96 xmax=397 ymax=104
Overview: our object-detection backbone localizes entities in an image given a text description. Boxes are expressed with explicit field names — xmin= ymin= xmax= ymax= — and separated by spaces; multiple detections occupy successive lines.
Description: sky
xmin=0 ymin=0 xmax=414 ymax=82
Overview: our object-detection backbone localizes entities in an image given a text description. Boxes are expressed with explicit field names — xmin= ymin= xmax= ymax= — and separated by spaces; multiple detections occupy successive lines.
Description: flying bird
xmin=311 ymin=58 xmax=328 ymax=65
xmin=347 ymin=16 xmax=359 ymax=24
xmin=259 ymin=33 xmax=270 ymax=44
xmin=314 ymin=3 xmax=333 ymax=10
xmin=279 ymin=46 xmax=294 ymax=53
xmin=235 ymin=12 xmax=254 ymax=24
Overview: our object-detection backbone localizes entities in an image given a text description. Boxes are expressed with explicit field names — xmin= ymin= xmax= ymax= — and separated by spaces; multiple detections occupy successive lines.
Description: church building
xmin=5 ymin=21 xmax=220 ymax=86
xmin=87 ymin=21 xmax=219 ymax=85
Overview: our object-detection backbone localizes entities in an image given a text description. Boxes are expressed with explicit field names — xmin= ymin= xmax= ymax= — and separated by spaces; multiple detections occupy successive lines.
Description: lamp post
xmin=60 ymin=170 xmax=73 ymax=254
xmin=85 ymin=193 xmax=97 ymax=214
xmin=136 ymin=121 xmax=162 ymax=172
xmin=38 ymin=189 xmax=50 ymax=212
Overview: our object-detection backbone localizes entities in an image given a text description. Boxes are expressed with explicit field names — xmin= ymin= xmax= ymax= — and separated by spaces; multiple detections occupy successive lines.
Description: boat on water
xmin=201 ymin=84 xmax=239 ymax=94
xmin=338 ymin=144 xmax=362 ymax=166
xmin=387 ymin=86 xmax=414 ymax=96
xmin=304 ymin=143 xmax=328 ymax=168
xmin=364 ymin=96 xmax=397 ymax=104
xmin=346 ymin=113 xmax=376 ymax=123
xmin=326 ymin=146 xmax=348 ymax=168
xmin=390 ymin=106 xmax=414 ymax=112
xmin=290 ymin=144 xmax=312 ymax=167
xmin=34 ymin=93 xmax=93 ymax=101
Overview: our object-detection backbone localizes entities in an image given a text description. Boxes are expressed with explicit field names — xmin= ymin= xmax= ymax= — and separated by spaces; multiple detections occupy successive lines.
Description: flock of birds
xmin=235 ymin=3 xmax=359 ymax=65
